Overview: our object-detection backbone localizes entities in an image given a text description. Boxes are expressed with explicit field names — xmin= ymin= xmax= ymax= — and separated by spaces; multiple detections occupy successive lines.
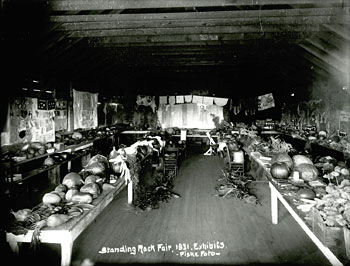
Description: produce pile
xmin=215 ymin=170 xmax=259 ymax=205
xmin=1 ymin=126 xmax=122 ymax=163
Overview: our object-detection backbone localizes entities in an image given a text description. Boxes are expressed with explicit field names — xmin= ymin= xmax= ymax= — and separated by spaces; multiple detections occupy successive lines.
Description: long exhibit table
xmin=6 ymin=178 xmax=126 ymax=266
xmin=244 ymin=148 xmax=346 ymax=266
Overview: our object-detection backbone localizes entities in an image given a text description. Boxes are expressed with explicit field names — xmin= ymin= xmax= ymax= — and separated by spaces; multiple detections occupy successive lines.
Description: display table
xmin=244 ymin=148 xmax=345 ymax=266
xmin=6 ymin=179 xmax=126 ymax=266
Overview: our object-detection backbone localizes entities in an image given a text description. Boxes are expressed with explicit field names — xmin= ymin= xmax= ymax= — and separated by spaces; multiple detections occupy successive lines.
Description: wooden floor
xmin=70 ymin=153 xmax=331 ymax=266
xmin=4 ymin=152 xmax=332 ymax=266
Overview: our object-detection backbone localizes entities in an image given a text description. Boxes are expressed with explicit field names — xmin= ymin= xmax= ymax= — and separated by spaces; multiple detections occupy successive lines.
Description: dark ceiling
xmin=2 ymin=0 xmax=349 ymax=99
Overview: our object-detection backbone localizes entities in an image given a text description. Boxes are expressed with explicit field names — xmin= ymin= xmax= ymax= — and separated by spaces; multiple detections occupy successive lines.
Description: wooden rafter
xmin=48 ymin=0 xmax=348 ymax=11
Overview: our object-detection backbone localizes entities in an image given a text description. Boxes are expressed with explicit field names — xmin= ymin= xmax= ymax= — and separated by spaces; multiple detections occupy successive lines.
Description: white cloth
xmin=159 ymin=96 xmax=167 ymax=105
xmin=203 ymin=96 xmax=214 ymax=105
xmin=214 ymin=97 xmax=228 ymax=106
xmin=185 ymin=95 xmax=193 ymax=103
xmin=192 ymin=95 xmax=203 ymax=104
xmin=176 ymin=95 xmax=184 ymax=104
xmin=169 ymin=96 xmax=176 ymax=105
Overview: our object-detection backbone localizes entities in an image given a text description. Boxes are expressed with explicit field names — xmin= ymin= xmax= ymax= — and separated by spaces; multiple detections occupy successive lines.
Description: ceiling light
xmin=22 ymin=88 xmax=28 ymax=90
xmin=45 ymin=90 xmax=53 ymax=94
xmin=291 ymin=93 xmax=295 ymax=97
xmin=33 ymin=89 xmax=41 ymax=92
xmin=33 ymin=80 xmax=39 ymax=83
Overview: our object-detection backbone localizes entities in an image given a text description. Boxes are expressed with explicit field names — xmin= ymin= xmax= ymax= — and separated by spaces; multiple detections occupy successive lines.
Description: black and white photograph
xmin=1 ymin=1 xmax=350 ymax=266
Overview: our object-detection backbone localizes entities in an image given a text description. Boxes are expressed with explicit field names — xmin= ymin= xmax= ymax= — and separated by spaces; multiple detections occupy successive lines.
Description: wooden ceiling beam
xmin=48 ymin=0 xmax=347 ymax=11
xmin=321 ymin=24 xmax=350 ymax=41
xmin=85 ymin=31 xmax=320 ymax=47
xmin=304 ymin=38 xmax=349 ymax=65
xmin=298 ymin=43 xmax=348 ymax=74
xmin=50 ymin=7 xmax=348 ymax=23
xmin=55 ymin=15 xmax=345 ymax=32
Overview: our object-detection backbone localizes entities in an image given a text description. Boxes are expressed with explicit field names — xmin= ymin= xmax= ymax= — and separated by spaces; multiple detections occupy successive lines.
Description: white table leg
xmin=270 ymin=185 xmax=278 ymax=224
xmin=61 ymin=240 xmax=73 ymax=266
xmin=8 ymin=241 xmax=20 ymax=254
xmin=128 ymin=180 xmax=133 ymax=204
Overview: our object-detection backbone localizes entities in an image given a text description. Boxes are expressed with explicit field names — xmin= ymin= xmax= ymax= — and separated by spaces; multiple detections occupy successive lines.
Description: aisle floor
xmin=69 ymin=154 xmax=331 ymax=266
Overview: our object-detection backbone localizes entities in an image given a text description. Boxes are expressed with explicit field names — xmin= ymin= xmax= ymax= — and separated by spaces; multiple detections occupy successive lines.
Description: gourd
xmin=42 ymin=192 xmax=61 ymax=204
xmin=270 ymin=162 xmax=290 ymax=179
xmin=65 ymin=188 xmax=79 ymax=201
xmin=294 ymin=163 xmax=319 ymax=182
xmin=271 ymin=153 xmax=293 ymax=170
xmin=292 ymin=155 xmax=313 ymax=167
xmin=46 ymin=214 xmax=71 ymax=227
xmin=62 ymin=172 xmax=84 ymax=189
xmin=84 ymin=175 xmax=98 ymax=184
xmin=55 ymin=184 xmax=68 ymax=193
xmin=80 ymin=183 xmax=101 ymax=198
xmin=71 ymin=192 xmax=93 ymax=204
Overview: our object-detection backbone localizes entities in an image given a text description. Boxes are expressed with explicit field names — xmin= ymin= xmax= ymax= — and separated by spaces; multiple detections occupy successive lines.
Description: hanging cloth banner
xmin=185 ymin=95 xmax=193 ymax=103
xmin=176 ymin=95 xmax=185 ymax=104
xmin=159 ymin=96 xmax=167 ymax=105
xmin=214 ymin=97 xmax=228 ymax=106
xmin=258 ymin=93 xmax=275 ymax=111
xmin=73 ymin=89 xmax=98 ymax=129
xmin=192 ymin=95 xmax=203 ymax=104
xmin=169 ymin=96 xmax=176 ymax=105
xmin=203 ymin=96 xmax=214 ymax=105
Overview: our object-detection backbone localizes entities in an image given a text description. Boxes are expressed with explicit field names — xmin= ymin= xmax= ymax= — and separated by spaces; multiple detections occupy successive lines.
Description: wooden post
xmin=67 ymin=82 xmax=74 ymax=132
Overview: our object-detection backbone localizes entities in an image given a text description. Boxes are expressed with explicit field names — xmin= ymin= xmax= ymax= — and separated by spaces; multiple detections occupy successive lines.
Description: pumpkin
xmin=71 ymin=131 xmax=83 ymax=140
xmin=62 ymin=172 xmax=84 ymax=189
xmin=270 ymin=162 xmax=290 ymax=179
xmin=294 ymin=163 xmax=319 ymax=182
xmin=43 ymin=156 xmax=55 ymax=166
xmin=298 ymin=188 xmax=316 ymax=199
xmin=71 ymin=192 xmax=93 ymax=204
xmin=292 ymin=155 xmax=313 ymax=167
xmin=84 ymin=175 xmax=99 ymax=184
xmin=271 ymin=153 xmax=293 ymax=170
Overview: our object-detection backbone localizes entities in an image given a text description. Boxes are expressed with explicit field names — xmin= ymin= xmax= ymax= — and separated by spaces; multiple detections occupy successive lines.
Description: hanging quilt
xmin=73 ymin=89 xmax=98 ymax=129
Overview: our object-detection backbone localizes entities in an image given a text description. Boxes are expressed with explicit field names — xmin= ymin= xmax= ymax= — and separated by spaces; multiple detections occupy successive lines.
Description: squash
xmin=270 ymin=162 xmax=290 ymax=179
xmin=84 ymin=175 xmax=99 ymax=184
xmin=65 ymin=188 xmax=79 ymax=201
xmin=46 ymin=214 xmax=71 ymax=227
xmin=42 ymin=193 xmax=61 ymax=204
xmin=271 ymin=153 xmax=293 ymax=170
xmin=294 ymin=163 xmax=319 ymax=182
xmin=55 ymin=184 xmax=68 ymax=193
xmin=71 ymin=192 xmax=93 ymax=204
xmin=80 ymin=183 xmax=101 ymax=198
xmin=313 ymin=187 xmax=327 ymax=198
xmin=298 ymin=188 xmax=316 ymax=199
xmin=71 ymin=131 xmax=83 ymax=140
xmin=43 ymin=156 xmax=55 ymax=166
xmin=83 ymin=162 xmax=106 ymax=176
xmin=62 ymin=172 xmax=84 ymax=189
xmin=292 ymin=155 xmax=313 ymax=167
